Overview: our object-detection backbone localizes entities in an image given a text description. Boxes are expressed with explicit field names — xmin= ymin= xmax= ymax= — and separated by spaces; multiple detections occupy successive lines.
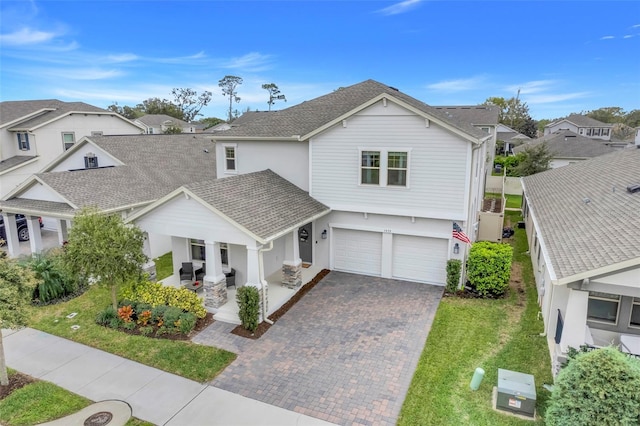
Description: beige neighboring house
xmin=544 ymin=114 xmax=613 ymax=141
xmin=134 ymin=114 xmax=195 ymax=134
xmin=522 ymin=149 xmax=640 ymax=374
xmin=0 ymin=100 xmax=144 ymax=197
xmin=513 ymin=129 xmax=619 ymax=168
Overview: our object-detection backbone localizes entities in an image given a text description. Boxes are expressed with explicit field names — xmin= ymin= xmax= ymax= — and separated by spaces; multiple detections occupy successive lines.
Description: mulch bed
xmin=111 ymin=312 xmax=214 ymax=341
xmin=0 ymin=372 xmax=36 ymax=401
xmin=230 ymin=269 xmax=331 ymax=339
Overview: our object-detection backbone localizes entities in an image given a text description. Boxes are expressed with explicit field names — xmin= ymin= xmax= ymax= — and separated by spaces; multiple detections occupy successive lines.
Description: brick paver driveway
xmin=198 ymin=271 xmax=443 ymax=426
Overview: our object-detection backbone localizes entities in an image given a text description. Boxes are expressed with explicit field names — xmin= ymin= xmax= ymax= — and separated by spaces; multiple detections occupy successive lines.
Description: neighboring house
xmin=522 ymin=148 xmax=640 ymax=374
xmin=513 ymin=129 xmax=619 ymax=168
xmin=496 ymin=123 xmax=531 ymax=154
xmin=544 ymin=114 xmax=613 ymax=141
xmin=127 ymin=79 xmax=492 ymax=322
xmin=0 ymin=100 xmax=144 ymax=197
xmin=134 ymin=114 xmax=195 ymax=134
xmin=0 ymin=134 xmax=216 ymax=270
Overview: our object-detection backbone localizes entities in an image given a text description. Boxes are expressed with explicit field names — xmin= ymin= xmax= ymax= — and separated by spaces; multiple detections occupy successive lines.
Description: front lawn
xmin=398 ymin=211 xmax=552 ymax=425
xmin=505 ymin=194 xmax=523 ymax=209
xmin=28 ymin=285 xmax=236 ymax=383
xmin=153 ymin=251 xmax=173 ymax=281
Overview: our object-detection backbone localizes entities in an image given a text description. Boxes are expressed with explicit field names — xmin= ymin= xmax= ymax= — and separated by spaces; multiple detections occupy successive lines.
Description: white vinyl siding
xmin=333 ymin=229 xmax=382 ymax=276
xmin=392 ymin=235 xmax=447 ymax=284
xmin=311 ymin=102 xmax=469 ymax=217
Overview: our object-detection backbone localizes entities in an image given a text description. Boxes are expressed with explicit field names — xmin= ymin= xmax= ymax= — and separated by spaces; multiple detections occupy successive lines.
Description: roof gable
xmin=513 ymin=130 xmax=617 ymax=158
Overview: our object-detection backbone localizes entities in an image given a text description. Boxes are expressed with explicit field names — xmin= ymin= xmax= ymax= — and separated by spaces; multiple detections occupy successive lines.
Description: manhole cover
xmin=84 ymin=411 xmax=113 ymax=426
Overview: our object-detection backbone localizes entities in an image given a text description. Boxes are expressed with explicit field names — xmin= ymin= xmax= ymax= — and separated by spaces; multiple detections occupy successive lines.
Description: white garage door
xmin=392 ymin=235 xmax=448 ymax=285
xmin=333 ymin=228 xmax=382 ymax=276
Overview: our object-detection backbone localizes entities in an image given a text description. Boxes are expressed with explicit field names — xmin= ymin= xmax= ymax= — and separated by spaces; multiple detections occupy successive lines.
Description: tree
xmin=171 ymin=88 xmax=212 ymax=122
xmin=136 ymin=98 xmax=184 ymax=120
xmin=218 ymin=75 xmax=243 ymax=122
xmin=107 ymin=102 xmax=144 ymax=120
xmin=0 ymin=258 xmax=37 ymax=386
xmin=586 ymin=107 xmax=626 ymax=124
xmin=262 ymin=83 xmax=286 ymax=111
xmin=163 ymin=124 xmax=183 ymax=134
xmin=624 ymin=109 xmax=640 ymax=128
xmin=484 ymin=95 xmax=537 ymax=138
xmin=514 ymin=142 xmax=552 ymax=176
xmin=546 ymin=347 xmax=640 ymax=425
xmin=197 ymin=117 xmax=225 ymax=130
xmin=62 ymin=207 xmax=147 ymax=310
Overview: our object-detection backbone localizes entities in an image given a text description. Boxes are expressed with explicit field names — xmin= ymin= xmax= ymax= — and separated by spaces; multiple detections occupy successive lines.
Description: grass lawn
xmin=153 ymin=251 xmax=173 ymax=281
xmin=505 ymin=194 xmax=523 ymax=210
xmin=398 ymin=211 xmax=553 ymax=425
xmin=0 ymin=371 xmax=151 ymax=426
xmin=28 ymin=285 xmax=236 ymax=383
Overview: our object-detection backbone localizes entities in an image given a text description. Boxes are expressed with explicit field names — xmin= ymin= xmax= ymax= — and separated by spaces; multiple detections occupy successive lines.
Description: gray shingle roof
xmin=216 ymin=80 xmax=488 ymax=140
xmin=184 ymin=170 xmax=330 ymax=241
xmin=497 ymin=131 xmax=530 ymax=145
xmin=513 ymin=130 xmax=617 ymax=158
xmin=1 ymin=134 xmax=216 ymax=213
xmin=522 ymin=148 xmax=640 ymax=281
xmin=433 ymin=105 xmax=500 ymax=126
xmin=0 ymin=156 xmax=37 ymax=174
xmin=136 ymin=114 xmax=190 ymax=127
xmin=0 ymin=199 xmax=75 ymax=217
xmin=546 ymin=114 xmax=612 ymax=129
xmin=1 ymin=100 xmax=111 ymax=130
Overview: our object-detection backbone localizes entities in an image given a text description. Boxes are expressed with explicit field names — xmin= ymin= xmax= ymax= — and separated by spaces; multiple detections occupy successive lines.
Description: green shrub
xmin=177 ymin=312 xmax=197 ymax=335
xmin=236 ymin=286 xmax=260 ymax=332
xmin=108 ymin=317 xmax=123 ymax=329
xmin=139 ymin=326 xmax=154 ymax=336
xmin=151 ymin=305 xmax=168 ymax=323
xmin=120 ymin=280 xmax=206 ymax=318
xmin=162 ymin=306 xmax=183 ymax=330
xmin=123 ymin=320 xmax=137 ymax=330
xmin=30 ymin=252 xmax=78 ymax=303
xmin=546 ymin=347 xmax=640 ymax=425
xmin=446 ymin=259 xmax=462 ymax=293
xmin=95 ymin=306 xmax=117 ymax=326
xmin=466 ymin=241 xmax=513 ymax=297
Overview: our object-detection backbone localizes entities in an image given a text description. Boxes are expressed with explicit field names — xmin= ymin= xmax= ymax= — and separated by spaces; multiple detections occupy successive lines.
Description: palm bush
xmin=30 ymin=252 xmax=78 ymax=304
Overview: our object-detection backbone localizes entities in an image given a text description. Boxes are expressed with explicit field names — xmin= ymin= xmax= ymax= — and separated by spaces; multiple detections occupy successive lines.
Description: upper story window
xmin=62 ymin=132 xmax=75 ymax=150
xmin=602 ymin=128 xmax=610 ymax=136
xmin=224 ymin=145 xmax=237 ymax=172
xmin=630 ymin=298 xmax=640 ymax=328
xmin=480 ymin=127 xmax=491 ymax=134
xmin=84 ymin=153 xmax=99 ymax=169
xmin=387 ymin=152 xmax=407 ymax=186
xmin=17 ymin=133 xmax=30 ymax=150
xmin=361 ymin=151 xmax=380 ymax=185
xmin=587 ymin=291 xmax=620 ymax=325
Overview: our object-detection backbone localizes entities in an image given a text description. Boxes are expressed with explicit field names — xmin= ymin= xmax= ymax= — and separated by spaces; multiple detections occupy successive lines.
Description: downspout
xmin=539 ymin=279 xmax=554 ymax=337
xmin=258 ymin=241 xmax=275 ymax=325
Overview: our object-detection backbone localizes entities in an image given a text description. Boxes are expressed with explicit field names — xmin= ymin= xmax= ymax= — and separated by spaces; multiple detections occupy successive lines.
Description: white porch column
xmin=171 ymin=236 xmax=190 ymax=279
xmin=141 ymin=232 xmax=156 ymax=281
xmin=203 ymin=240 xmax=227 ymax=310
xmin=559 ymin=288 xmax=590 ymax=353
xmin=27 ymin=216 xmax=43 ymax=255
xmin=282 ymin=229 xmax=302 ymax=289
xmin=2 ymin=213 xmax=20 ymax=258
xmin=246 ymin=246 xmax=262 ymax=288
xmin=56 ymin=219 xmax=68 ymax=246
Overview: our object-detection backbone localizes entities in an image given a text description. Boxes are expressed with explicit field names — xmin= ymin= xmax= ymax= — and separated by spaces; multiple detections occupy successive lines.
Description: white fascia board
xmin=0 ymin=156 xmax=40 ymax=176
xmin=1 ymin=108 xmax=56 ymax=129
xmin=27 ymin=111 xmax=125 ymax=131
xmin=211 ymin=136 xmax=300 ymax=142
xmin=42 ymin=137 xmax=124 ymax=172
xmin=556 ymin=258 xmax=640 ymax=286
xmin=327 ymin=203 xmax=466 ymax=221
xmin=263 ymin=208 xmax=331 ymax=242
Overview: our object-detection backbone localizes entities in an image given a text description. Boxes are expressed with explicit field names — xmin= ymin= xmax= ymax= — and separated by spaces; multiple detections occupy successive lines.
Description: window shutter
xmin=84 ymin=156 xmax=89 ymax=168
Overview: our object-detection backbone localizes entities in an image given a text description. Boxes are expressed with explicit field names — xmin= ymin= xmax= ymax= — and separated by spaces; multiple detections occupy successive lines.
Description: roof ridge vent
xmin=626 ymin=184 xmax=640 ymax=194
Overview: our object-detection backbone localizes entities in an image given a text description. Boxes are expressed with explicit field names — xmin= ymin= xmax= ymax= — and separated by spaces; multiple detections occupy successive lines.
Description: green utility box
xmin=496 ymin=368 xmax=536 ymax=418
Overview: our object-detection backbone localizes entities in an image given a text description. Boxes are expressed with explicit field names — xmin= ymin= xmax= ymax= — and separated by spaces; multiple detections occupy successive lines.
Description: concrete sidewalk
xmin=2 ymin=328 xmax=335 ymax=426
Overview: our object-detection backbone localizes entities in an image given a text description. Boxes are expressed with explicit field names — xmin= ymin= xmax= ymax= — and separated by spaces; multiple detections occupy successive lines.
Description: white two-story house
xmin=544 ymin=114 xmax=613 ymax=141
xmin=0 ymin=100 xmax=144 ymax=198
xmin=127 ymin=80 xmax=492 ymax=323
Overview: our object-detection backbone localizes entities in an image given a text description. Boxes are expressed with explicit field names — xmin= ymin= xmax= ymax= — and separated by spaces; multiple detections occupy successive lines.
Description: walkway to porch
xmin=160 ymin=263 xmax=325 ymax=324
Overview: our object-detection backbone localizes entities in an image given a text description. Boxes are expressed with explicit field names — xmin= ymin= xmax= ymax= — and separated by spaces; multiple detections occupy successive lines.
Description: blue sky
xmin=1 ymin=0 xmax=639 ymax=121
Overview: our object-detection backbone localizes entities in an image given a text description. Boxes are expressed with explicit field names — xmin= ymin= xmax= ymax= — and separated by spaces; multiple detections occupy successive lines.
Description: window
xmin=630 ymin=298 xmax=640 ymax=328
xmin=361 ymin=151 xmax=380 ymax=185
xmin=587 ymin=292 xmax=620 ymax=324
xmin=593 ymin=128 xmax=601 ymax=136
xmin=387 ymin=152 xmax=407 ymax=186
xmin=62 ymin=132 xmax=75 ymax=150
xmin=91 ymin=131 xmax=103 ymax=136
xmin=190 ymin=239 xmax=228 ymax=265
xmin=84 ymin=153 xmax=99 ymax=169
xmin=224 ymin=146 xmax=236 ymax=171
xmin=603 ymin=128 xmax=610 ymax=136
xmin=17 ymin=133 xmax=30 ymax=150
xmin=586 ymin=128 xmax=592 ymax=136
xmin=480 ymin=127 xmax=491 ymax=134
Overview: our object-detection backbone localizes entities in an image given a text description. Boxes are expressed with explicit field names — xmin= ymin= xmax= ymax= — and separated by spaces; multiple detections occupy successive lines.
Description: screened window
xmin=17 ymin=133 xmax=30 ymax=150
xmin=361 ymin=151 xmax=380 ymax=185
xmin=62 ymin=132 xmax=75 ymax=150
xmin=190 ymin=239 xmax=228 ymax=265
xmin=587 ymin=292 xmax=620 ymax=324
xmin=630 ymin=298 xmax=640 ymax=328
xmin=387 ymin=152 xmax=407 ymax=186
xmin=225 ymin=146 xmax=236 ymax=171
xmin=603 ymin=128 xmax=610 ymax=136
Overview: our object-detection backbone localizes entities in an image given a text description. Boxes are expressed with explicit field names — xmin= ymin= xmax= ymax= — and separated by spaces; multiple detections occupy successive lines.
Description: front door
xmin=298 ymin=223 xmax=312 ymax=264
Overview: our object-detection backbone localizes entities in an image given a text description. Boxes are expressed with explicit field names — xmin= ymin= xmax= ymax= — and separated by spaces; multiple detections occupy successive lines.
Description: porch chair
xmin=195 ymin=263 xmax=206 ymax=282
xmin=179 ymin=262 xmax=194 ymax=281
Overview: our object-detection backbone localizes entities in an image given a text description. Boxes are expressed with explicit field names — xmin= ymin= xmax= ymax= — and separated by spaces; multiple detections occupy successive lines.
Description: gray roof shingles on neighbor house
xmin=1 ymin=134 xmax=216 ymax=214
xmin=135 ymin=114 xmax=190 ymax=128
xmin=513 ymin=130 xmax=617 ymax=159
xmin=522 ymin=148 xmax=640 ymax=281
xmin=184 ymin=169 xmax=330 ymax=241
xmin=547 ymin=114 xmax=613 ymax=129
xmin=0 ymin=99 xmax=112 ymax=129
xmin=218 ymin=80 xmax=489 ymax=140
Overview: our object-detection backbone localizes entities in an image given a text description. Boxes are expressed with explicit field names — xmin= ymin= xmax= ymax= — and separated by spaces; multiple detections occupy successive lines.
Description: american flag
xmin=453 ymin=222 xmax=472 ymax=244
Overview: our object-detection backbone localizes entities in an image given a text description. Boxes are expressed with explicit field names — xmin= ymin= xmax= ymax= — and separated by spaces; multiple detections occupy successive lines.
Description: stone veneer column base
xmin=282 ymin=262 xmax=302 ymax=289
xmin=205 ymin=276 xmax=227 ymax=309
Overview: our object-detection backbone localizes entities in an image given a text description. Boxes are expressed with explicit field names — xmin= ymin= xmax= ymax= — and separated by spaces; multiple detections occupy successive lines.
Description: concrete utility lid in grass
xmin=37 ymin=400 xmax=132 ymax=426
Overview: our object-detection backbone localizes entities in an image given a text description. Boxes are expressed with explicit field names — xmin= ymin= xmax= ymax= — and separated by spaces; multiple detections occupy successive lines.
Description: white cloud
xmin=600 ymin=35 xmax=615 ymax=40
xmin=526 ymin=92 xmax=590 ymax=104
xmin=0 ymin=27 xmax=57 ymax=45
xmin=623 ymin=35 xmax=634 ymax=39
xmin=221 ymin=52 xmax=274 ymax=71
xmin=632 ymin=24 xmax=640 ymax=28
xmin=426 ymin=76 xmax=486 ymax=92
xmin=505 ymin=80 xmax=556 ymax=95
xmin=376 ymin=0 xmax=422 ymax=16
xmin=43 ymin=68 xmax=124 ymax=80
xmin=106 ymin=53 xmax=138 ymax=63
